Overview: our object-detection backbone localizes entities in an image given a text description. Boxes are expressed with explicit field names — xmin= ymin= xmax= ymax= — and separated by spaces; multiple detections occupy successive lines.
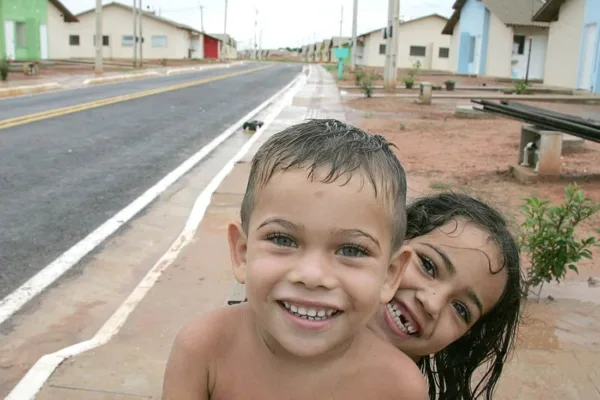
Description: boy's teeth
xmin=282 ymin=301 xmax=338 ymax=321
xmin=387 ymin=302 xmax=418 ymax=335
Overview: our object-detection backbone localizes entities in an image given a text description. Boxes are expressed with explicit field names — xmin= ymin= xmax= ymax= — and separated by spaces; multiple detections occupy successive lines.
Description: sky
xmin=60 ymin=0 xmax=455 ymax=49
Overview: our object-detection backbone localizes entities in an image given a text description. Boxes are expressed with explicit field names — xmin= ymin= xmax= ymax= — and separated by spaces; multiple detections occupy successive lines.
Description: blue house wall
xmin=456 ymin=0 xmax=490 ymax=74
xmin=577 ymin=0 xmax=600 ymax=93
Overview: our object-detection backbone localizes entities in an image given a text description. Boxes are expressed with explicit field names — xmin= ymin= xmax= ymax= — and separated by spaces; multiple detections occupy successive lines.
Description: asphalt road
xmin=0 ymin=62 xmax=302 ymax=300
xmin=0 ymin=62 xmax=260 ymax=121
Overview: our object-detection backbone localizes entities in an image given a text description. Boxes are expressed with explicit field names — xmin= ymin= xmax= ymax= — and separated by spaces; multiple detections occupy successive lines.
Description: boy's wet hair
xmin=241 ymin=119 xmax=408 ymax=251
xmin=406 ymin=192 xmax=522 ymax=400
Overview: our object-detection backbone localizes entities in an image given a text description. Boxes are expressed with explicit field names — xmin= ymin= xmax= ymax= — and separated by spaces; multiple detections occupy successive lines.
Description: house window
xmin=438 ymin=47 xmax=450 ymax=58
xmin=94 ymin=35 xmax=110 ymax=46
xmin=152 ymin=35 xmax=168 ymax=48
xmin=69 ymin=35 xmax=80 ymax=46
xmin=513 ymin=35 xmax=526 ymax=55
xmin=410 ymin=46 xmax=426 ymax=57
xmin=122 ymin=35 xmax=134 ymax=47
xmin=16 ymin=22 xmax=27 ymax=48
xmin=379 ymin=43 xmax=386 ymax=54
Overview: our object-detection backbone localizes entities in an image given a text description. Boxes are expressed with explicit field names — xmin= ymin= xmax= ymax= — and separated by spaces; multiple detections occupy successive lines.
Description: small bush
xmin=354 ymin=69 xmax=366 ymax=85
xmin=1 ymin=57 xmax=9 ymax=81
xmin=514 ymin=80 xmax=530 ymax=94
xmin=403 ymin=77 xmax=414 ymax=89
xmin=519 ymin=183 xmax=600 ymax=300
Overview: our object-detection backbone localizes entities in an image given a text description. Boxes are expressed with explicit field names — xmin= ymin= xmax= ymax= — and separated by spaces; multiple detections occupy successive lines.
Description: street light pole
xmin=132 ymin=0 xmax=137 ymax=67
xmin=138 ymin=0 xmax=143 ymax=68
xmin=224 ymin=0 xmax=228 ymax=33
xmin=95 ymin=0 xmax=103 ymax=75
xmin=351 ymin=0 xmax=358 ymax=69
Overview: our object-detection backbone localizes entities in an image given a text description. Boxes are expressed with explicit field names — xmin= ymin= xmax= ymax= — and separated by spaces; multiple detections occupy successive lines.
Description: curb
xmin=83 ymin=71 xmax=161 ymax=86
xmin=0 ymin=82 xmax=63 ymax=99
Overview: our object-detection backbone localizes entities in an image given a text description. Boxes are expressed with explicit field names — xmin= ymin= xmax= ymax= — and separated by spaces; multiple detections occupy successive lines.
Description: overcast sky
xmin=60 ymin=0 xmax=455 ymax=49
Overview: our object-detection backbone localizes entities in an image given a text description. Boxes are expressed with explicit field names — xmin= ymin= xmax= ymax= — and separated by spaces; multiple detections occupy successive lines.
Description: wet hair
xmin=240 ymin=119 xmax=408 ymax=251
xmin=405 ymin=192 xmax=522 ymax=400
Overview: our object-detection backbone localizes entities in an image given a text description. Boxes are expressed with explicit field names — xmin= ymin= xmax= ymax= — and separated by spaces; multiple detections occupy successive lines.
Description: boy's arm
xmin=162 ymin=319 xmax=215 ymax=400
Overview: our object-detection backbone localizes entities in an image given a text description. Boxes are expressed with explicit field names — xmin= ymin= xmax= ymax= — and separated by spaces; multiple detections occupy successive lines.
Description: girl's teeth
xmin=387 ymin=303 xmax=418 ymax=335
xmin=282 ymin=302 xmax=338 ymax=321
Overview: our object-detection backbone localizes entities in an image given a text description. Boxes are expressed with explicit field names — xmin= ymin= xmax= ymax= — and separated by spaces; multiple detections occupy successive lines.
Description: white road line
xmin=5 ymin=66 xmax=308 ymax=400
xmin=0 ymin=66 xmax=304 ymax=327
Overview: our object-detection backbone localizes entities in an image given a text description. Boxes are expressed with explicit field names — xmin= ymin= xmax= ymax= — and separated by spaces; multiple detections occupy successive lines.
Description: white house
xmin=47 ymin=0 xmax=79 ymax=59
xmin=210 ymin=33 xmax=238 ymax=60
xmin=355 ymin=14 xmax=452 ymax=71
xmin=533 ymin=0 xmax=600 ymax=94
xmin=55 ymin=1 xmax=219 ymax=60
xmin=442 ymin=0 xmax=549 ymax=80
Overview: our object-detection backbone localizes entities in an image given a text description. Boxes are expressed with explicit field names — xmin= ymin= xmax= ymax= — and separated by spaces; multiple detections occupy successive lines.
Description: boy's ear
xmin=228 ymin=223 xmax=248 ymax=284
xmin=380 ymin=246 xmax=412 ymax=304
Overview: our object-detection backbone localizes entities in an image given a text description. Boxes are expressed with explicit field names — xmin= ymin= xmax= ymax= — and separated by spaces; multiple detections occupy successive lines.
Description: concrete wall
xmin=47 ymin=1 xmax=76 ymax=59
xmin=1 ymin=0 xmax=48 ymax=60
xmin=543 ymin=0 xmax=585 ymax=89
xmin=511 ymin=26 xmax=549 ymax=80
xmin=485 ymin=10 xmax=513 ymax=77
xmin=447 ymin=21 xmax=460 ymax=72
xmin=578 ymin=0 xmax=600 ymax=93
xmin=61 ymin=5 xmax=192 ymax=60
xmin=396 ymin=16 xmax=451 ymax=70
xmin=456 ymin=0 xmax=488 ymax=74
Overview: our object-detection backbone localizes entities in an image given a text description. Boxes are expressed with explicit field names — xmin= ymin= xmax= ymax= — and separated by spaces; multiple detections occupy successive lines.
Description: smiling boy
xmin=162 ymin=119 xmax=428 ymax=400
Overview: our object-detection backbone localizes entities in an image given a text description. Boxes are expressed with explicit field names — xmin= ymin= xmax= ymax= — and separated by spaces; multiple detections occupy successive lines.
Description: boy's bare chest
xmin=210 ymin=341 xmax=382 ymax=400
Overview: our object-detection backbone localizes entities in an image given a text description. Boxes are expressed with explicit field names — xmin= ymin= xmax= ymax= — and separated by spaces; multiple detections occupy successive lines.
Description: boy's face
xmin=228 ymin=167 xmax=410 ymax=358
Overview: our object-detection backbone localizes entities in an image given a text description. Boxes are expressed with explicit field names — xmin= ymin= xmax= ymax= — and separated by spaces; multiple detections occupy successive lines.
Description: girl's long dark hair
xmin=405 ymin=192 xmax=522 ymax=399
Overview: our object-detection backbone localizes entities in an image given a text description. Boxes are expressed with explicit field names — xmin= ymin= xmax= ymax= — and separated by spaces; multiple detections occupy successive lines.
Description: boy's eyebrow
xmin=257 ymin=217 xmax=300 ymax=231
xmin=336 ymin=229 xmax=381 ymax=249
xmin=422 ymin=243 xmax=484 ymax=315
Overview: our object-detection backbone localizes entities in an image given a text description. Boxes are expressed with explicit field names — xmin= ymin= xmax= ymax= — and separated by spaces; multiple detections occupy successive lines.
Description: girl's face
xmin=368 ymin=219 xmax=508 ymax=358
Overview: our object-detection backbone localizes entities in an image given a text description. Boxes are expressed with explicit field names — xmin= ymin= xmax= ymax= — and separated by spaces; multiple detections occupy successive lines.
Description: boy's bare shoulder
xmin=173 ymin=304 xmax=245 ymax=356
xmin=355 ymin=331 xmax=428 ymax=399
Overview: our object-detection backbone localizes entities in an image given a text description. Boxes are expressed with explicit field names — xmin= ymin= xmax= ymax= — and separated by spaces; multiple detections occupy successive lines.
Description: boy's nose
xmin=288 ymin=252 xmax=338 ymax=289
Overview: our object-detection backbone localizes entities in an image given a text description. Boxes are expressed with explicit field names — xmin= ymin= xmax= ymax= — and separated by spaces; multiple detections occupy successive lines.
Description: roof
xmin=209 ymin=33 xmax=237 ymax=46
xmin=321 ymin=39 xmax=332 ymax=49
xmin=442 ymin=0 xmax=549 ymax=34
xmin=532 ymin=0 xmax=566 ymax=22
xmin=49 ymin=0 xmax=78 ymax=22
xmin=358 ymin=13 xmax=449 ymax=38
xmin=76 ymin=1 xmax=203 ymax=34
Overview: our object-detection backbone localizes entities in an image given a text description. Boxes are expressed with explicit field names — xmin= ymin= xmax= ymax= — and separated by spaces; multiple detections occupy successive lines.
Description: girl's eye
xmin=267 ymin=233 xmax=297 ymax=248
xmin=418 ymin=255 xmax=437 ymax=278
xmin=337 ymin=245 xmax=368 ymax=258
xmin=452 ymin=301 xmax=471 ymax=324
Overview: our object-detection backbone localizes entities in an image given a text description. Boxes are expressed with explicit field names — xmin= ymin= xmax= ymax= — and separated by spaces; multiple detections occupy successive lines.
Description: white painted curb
xmin=0 ymin=82 xmax=63 ymax=98
xmin=83 ymin=71 xmax=160 ymax=86
xmin=5 ymin=66 xmax=309 ymax=400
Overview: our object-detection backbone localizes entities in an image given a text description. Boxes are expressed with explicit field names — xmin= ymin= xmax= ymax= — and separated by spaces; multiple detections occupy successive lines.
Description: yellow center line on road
xmin=0 ymin=65 xmax=272 ymax=131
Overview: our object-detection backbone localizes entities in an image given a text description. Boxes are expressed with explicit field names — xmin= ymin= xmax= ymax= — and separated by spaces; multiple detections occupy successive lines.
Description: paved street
xmin=0 ymin=62 xmax=301 ymax=300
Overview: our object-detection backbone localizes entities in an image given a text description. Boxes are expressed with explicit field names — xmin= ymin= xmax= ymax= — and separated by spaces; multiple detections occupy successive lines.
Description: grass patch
xmin=429 ymin=180 xmax=453 ymax=190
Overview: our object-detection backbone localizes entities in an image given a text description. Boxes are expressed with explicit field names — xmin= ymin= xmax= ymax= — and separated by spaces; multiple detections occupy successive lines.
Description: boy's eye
xmin=337 ymin=245 xmax=368 ymax=258
xmin=452 ymin=301 xmax=471 ymax=324
xmin=267 ymin=233 xmax=297 ymax=248
xmin=418 ymin=255 xmax=437 ymax=278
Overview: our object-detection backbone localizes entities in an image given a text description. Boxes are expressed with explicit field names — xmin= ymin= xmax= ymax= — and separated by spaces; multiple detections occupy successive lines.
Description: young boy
xmin=162 ymin=119 xmax=428 ymax=400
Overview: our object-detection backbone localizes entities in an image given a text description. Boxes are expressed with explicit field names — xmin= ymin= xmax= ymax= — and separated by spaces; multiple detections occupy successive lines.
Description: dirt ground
xmin=344 ymin=95 xmax=600 ymax=280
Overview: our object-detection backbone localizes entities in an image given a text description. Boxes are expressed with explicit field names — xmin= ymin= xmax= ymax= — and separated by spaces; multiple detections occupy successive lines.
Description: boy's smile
xmin=228 ymin=167 xmax=409 ymax=359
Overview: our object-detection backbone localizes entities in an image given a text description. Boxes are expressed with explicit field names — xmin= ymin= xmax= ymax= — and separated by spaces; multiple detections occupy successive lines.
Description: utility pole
xmin=199 ymin=3 xmax=205 ymax=32
xmin=132 ymin=0 xmax=137 ymax=67
xmin=351 ymin=0 xmax=358 ymax=69
xmin=253 ymin=9 xmax=258 ymax=60
xmin=339 ymin=4 xmax=343 ymax=37
xmin=95 ymin=0 xmax=103 ymax=75
xmin=138 ymin=0 xmax=143 ymax=67
xmin=224 ymin=0 xmax=228 ymax=33
xmin=384 ymin=0 xmax=399 ymax=89
xmin=259 ymin=29 xmax=263 ymax=60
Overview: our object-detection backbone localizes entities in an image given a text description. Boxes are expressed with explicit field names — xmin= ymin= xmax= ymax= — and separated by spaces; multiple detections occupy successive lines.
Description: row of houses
xmin=305 ymin=0 xmax=598 ymax=94
xmin=301 ymin=37 xmax=352 ymax=64
xmin=1 ymin=0 xmax=238 ymax=62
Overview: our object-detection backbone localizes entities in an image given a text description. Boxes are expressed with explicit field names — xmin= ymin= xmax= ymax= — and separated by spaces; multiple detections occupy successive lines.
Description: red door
xmin=203 ymin=36 xmax=219 ymax=59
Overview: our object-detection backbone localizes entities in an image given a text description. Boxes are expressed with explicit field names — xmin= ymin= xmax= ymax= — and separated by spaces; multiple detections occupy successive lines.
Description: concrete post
xmin=537 ymin=132 xmax=563 ymax=176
